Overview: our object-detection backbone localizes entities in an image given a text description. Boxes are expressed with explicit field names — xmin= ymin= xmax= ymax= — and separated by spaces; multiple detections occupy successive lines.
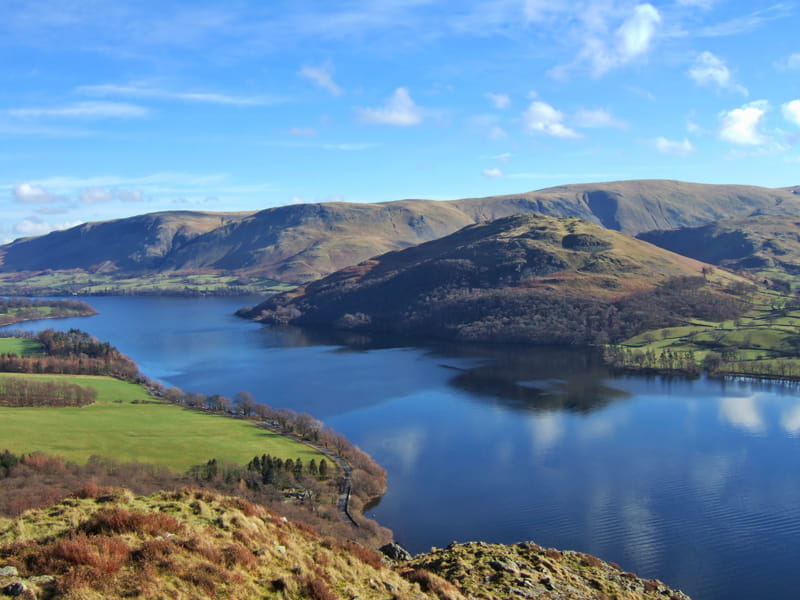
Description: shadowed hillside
xmin=639 ymin=215 xmax=800 ymax=286
xmin=0 ymin=180 xmax=798 ymax=292
xmin=239 ymin=214 xmax=748 ymax=345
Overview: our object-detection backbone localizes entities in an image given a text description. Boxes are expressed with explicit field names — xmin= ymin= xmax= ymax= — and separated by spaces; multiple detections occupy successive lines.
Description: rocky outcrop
xmin=407 ymin=541 xmax=690 ymax=600
xmin=0 ymin=489 xmax=690 ymax=600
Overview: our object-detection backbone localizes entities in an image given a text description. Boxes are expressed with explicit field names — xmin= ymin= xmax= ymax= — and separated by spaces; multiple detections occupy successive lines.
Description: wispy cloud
xmin=652 ymin=136 xmax=695 ymax=156
xmin=13 ymin=183 xmax=68 ymax=204
xmin=78 ymin=83 xmax=279 ymax=106
xmin=263 ymin=140 xmax=378 ymax=151
xmin=8 ymin=101 xmax=149 ymax=120
xmin=573 ymin=108 xmax=627 ymax=129
xmin=13 ymin=217 xmax=82 ymax=237
xmin=482 ymin=167 xmax=505 ymax=178
xmin=357 ymin=87 xmax=422 ymax=126
xmin=485 ymin=92 xmax=510 ymax=109
xmin=688 ymin=51 xmax=748 ymax=95
xmin=299 ymin=64 xmax=342 ymax=96
xmin=696 ymin=3 xmax=793 ymax=37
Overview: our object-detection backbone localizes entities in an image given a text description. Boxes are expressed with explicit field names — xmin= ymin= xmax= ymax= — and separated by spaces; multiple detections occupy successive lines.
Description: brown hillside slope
xmin=240 ymin=214 xmax=747 ymax=345
xmin=639 ymin=215 xmax=800 ymax=278
xmin=0 ymin=180 xmax=797 ymax=285
xmin=0 ymin=488 xmax=690 ymax=600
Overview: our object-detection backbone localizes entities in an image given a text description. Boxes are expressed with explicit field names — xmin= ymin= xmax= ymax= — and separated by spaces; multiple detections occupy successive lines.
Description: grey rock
xmin=29 ymin=575 xmax=56 ymax=586
xmin=489 ymin=559 xmax=520 ymax=573
xmin=379 ymin=542 xmax=412 ymax=561
xmin=0 ymin=568 xmax=17 ymax=578
xmin=2 ymin=582 xmax=25 ymax=597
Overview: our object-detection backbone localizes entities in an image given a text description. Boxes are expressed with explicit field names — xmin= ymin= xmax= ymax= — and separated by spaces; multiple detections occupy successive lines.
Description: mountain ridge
xmin=2 ymin=180 xmax=798 ymax=290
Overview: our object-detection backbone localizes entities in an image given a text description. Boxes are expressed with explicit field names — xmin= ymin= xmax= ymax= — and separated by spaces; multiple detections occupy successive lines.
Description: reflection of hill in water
xmin=257 ymin=326 xmax=628 ymax=415
xmin=439 ymin=345 xmax=630 ymax=414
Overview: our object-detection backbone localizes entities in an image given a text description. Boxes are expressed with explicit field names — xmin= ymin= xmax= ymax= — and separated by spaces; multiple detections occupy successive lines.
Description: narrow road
xmin=256 ymin=422 xmax=358 ymax=528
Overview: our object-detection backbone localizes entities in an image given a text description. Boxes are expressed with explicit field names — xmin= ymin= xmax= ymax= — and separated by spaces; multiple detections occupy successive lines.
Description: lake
xmin=7 ymin=295 xmax=800 ymax=600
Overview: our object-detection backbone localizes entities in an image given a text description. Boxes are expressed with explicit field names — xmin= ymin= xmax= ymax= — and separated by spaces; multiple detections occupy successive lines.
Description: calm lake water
xmin=8 ymin=296 xmax=800 ymax=600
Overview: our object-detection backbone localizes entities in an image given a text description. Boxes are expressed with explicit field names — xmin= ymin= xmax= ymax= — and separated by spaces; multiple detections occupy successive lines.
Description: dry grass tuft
xmin=80 ymin=507 xmax=185 ymax=537
xmin=400 ymin=568 xmax=466 ymax=600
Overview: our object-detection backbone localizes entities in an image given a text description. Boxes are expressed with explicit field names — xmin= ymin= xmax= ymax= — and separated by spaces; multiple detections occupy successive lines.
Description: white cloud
xmin=688 ymin=52 xmax=748 ymax=95
xmin=523 ymin=101 xmax=580 ymax=138
xmin=652 ymin=137 xmax=695 ymax=156
xmin=492 ymin=152 xmax=512 ymax=162
xmin=581 ymin=3 xmax=661 ymax=77
xmin=357 ymin=87 xmax=422 ymax=126
xmin=719 ymin=100 xmax=769 ymax=145
xmin=782 ymin=100 xmax=800 ymax=127
xmin=482 ymin=167 xmax=505 ymax=178
xmin=13 ymin=217 xmax=81 ymax=237
xmin=573 ymin=108 xmax=627 ymax=129
xmin=289 ymin=127 xmax=316 ymax=136
xmin=78 ymin=84 xmax=277 ymax=106
xmin=299 ymin=64 xmax=342 ymax=96
xmin=8 ymin=101 xmax=149 ymax=120
xmin=786 ymin=53 xmax=800 ymax=70
xmin=485 ymin=92 xmax=510 ymax=109
xmin=13 ymin=183 xmax=66 ymax=204
xmin=616 ymin=4 xmax=661 ymax=61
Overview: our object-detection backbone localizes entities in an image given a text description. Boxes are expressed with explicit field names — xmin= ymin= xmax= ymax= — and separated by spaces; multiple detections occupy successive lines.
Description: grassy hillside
xmin=1 ymin=180 xmax=798 ymax=293
xmin=240 ymin=214 xmax=747 ymax=346
xmin=639 ymin=215 xmax=800 ymax=289
xmin=0 ymin=374 xmax=322 ymax=471
xmin=0 ymin=488 xmax=690 ymax=600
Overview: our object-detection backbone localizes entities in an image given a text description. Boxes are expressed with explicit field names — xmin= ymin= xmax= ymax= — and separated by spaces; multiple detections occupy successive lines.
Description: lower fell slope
xmin=638 ymin=215 xmax=800 ymax=289
xmin=239 ymin=214 xmax=747 ymax=346
xmin=0 ymin=488 xmax=690 ymax=600
xmin=1 ymin=179 xmax=798 ymax=294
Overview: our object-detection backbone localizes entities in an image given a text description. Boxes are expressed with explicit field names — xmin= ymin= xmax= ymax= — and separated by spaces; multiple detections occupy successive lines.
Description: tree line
xmin=158 ymin=385 xmax=388 ymax=521
xmin=0 ymin=329 xmax=141 ymax=382
xmin=0 ymin=377 xmax=97 ymax=407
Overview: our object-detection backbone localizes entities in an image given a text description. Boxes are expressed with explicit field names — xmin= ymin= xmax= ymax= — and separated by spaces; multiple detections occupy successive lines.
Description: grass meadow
xmin=0 ymin=373 xmax=323 ymax=472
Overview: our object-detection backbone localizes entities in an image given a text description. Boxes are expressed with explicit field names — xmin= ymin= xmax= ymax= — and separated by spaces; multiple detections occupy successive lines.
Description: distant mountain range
xmin=2 ymin=180 xmax=799 ymax=286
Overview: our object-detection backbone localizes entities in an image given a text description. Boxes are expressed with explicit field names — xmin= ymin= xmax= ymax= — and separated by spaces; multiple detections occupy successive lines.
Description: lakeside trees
xmin=0 ymin=329 xmax=141 ymax=381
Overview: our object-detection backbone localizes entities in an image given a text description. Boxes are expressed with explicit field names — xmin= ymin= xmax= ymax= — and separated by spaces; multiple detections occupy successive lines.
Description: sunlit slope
xmin=1 ymin=180 xmax=797 ymax=285
xmin=241 ymin=214 xmax=746 ymax=345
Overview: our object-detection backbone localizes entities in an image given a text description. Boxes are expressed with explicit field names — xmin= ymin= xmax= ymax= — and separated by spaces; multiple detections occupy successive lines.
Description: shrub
xmin=80 ymin=508 xmax=184 ymax=536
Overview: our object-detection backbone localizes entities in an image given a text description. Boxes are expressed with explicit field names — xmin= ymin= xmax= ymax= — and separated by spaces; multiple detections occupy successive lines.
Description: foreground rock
xmin=0 ymin=488 xmax=690 ymax=600
xmin=408 ymin=541 xmax=691 ymax=600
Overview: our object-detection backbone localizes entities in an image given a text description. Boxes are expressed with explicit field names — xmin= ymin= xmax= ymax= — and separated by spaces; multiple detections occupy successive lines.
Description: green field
xmin=0 ymin=373 xmax=324 ymax=471
xmin=0 ymin=338 xmax=42 ymax=356
xmin=0 ymin=271 xmax=296 ymax=297
xmin=612 ymin=287 xmax=800 ymax=378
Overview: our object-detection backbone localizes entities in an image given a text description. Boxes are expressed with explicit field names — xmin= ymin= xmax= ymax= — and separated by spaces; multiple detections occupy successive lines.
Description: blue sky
xmin=1 ymin=0 xmax=799 ymax=242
